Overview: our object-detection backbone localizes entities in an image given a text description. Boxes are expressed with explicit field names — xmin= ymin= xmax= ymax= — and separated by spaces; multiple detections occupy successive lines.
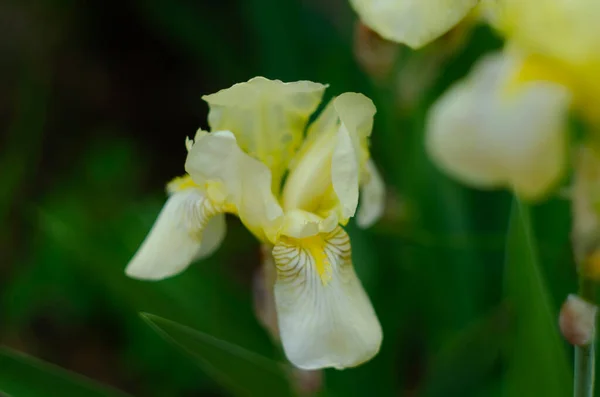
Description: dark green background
xmin=0 ymin=0 xmax=583 ymax=396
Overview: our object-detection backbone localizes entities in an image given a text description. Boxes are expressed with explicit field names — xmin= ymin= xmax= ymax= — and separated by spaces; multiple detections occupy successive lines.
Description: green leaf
xmin=0 ymin=347 xmax=131 ymax=397
xmin=420 ymin=304 xmax=511 ymax=397
xmin=502 ymin=199 xmax=571 ymax=397
xmin=140 ymin=313 xmax=295 ymax=397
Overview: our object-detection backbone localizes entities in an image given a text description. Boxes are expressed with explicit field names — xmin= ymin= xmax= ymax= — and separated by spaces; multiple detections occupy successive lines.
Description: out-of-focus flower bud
xmin=252 ymin=244 xmax=280 ymax=341
xmin=291 ymin=368 xmax=323 ymax=396
xmin=393 ymin=14 xmax=478 ymax=112
xmin=559 ymin=294 xmax=597 ymax=346
xmin=571 ymin=146 xmax=600 ymax=270
xmin=353 ymin=21 xmax=400 ymax=82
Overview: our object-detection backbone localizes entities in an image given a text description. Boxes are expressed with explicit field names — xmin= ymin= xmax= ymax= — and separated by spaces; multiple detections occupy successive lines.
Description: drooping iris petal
xmin=272 ymin=226 xmax=382 ymax=370
xmin=349 ymin=0 xmax=478 ymax=48
xmin=202 ymin=77 xmax=327 ymax=186
xmin=426 ymin=51 xmax=571 ymax=200
xmin=357 ymin=159 xmax=385 ymax=228
xmin=185 ymin=130 xmax=284 ymax=243
xmin=125 ymin=188 xmax=227 ymax=280
xmin=283 ymin=93 xmax=376 ymax=224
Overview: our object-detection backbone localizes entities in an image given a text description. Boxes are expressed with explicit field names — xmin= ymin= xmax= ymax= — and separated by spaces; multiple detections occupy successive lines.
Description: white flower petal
xmin=426 ymin=51 xmax=571 ymax=200
xmin=125 ymin=188 xmax=225 ymax=280
xmin=202 ymin=77 xmax=327 ymax=184
xmin=349 ymin=0 xmax=478 ymax=48
xmin=357 ymin=159 xmax=385 ymax=228
xmin=272 ymin=227 xmax=382 ymax=370
xmin=332 ymin=93 xmax=376 ymax=219
xmin=185 ymin=130 xmax=284 ymax=243
xmin=331 ymin=124 xmax=360 ymax=220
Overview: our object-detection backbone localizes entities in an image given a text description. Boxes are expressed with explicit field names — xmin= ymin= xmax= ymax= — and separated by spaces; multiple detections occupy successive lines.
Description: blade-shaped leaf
xmin=140 ymin=313 xmax=295 ymax=397
xmin=0 ymin=347 xmax=131 ymax=397
xmin=502 ymin=199 xmax=571 ymax=397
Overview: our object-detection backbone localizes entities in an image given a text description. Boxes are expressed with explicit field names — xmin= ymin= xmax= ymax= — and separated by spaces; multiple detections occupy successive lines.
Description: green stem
xmin=574 ymin=277 xmax=596 ymax=397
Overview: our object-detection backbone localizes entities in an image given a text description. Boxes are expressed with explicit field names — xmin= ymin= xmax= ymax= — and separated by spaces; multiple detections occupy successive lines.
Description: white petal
xmin=349 ymin=0 xmax=478 ymax=48
xmin=185 ymin=130 xmax=283 ymax=243
xmin=272 ymin=227 xmax=382 ymax=370
xmin=357 ymin=159 xmax=385 ymax=228
xmin=333 ymin=92 xmax=376 ymax=170
xmin=331 ymin=93 xmax=376 ymax=220
xmin=426 ymin=51 xmax=571 ymax=200
xmin=125 ymin=188 xmax=225 ymax=280
xmin=202 ymin=77 xmax=327 ymax=184
xmin=331 ymin=124 xmax=360 ymax=220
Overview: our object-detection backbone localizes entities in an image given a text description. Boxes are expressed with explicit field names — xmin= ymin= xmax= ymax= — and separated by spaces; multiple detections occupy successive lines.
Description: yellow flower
xmin=355 ymin=0 xmax=600 ymax=198
xmin=490 ymin=0 xmax=600 ymax=122
xmin=125 ymin=77 xmax=385 ymax=370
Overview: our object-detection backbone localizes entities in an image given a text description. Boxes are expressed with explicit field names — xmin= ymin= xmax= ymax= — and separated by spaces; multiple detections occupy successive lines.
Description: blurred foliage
xmin=0 ymin=0 xmax=583 ymax=396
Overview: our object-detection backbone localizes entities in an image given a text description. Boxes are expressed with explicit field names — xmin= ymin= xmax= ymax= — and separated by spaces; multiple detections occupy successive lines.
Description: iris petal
xmin=185 ymin=130 xmax=284 ymax=243
xmin=202 ymin=77 xmax=326 ymax=186
xmin=125 ymin=188 xmax=227 ymax=280
xmin=272 ymin=226 xmax=382 ymax=370
xmin=349 ymin=0 xmax=478 ymax=48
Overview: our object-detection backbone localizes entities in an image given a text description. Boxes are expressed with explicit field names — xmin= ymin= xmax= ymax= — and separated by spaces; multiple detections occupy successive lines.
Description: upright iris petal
xmin=283 ymin=93 xmax=378 ymax=225
xmin=202 ymin=77 xmax=327 ymax=188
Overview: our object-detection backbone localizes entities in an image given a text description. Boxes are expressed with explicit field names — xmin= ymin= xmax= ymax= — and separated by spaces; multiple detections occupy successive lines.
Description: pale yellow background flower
xmin=426 ymin=52 xmax=571 ymax=200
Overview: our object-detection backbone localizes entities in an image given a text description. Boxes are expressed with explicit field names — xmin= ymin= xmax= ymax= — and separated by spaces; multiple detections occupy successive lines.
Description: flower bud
xmin=252 ymin=244 xmax=280 ymax=341
xmin=291 ymin=368 xmax=323 ymax=396
xmin=571 ymin=146 xmax=600 ymax=267
xmin=353 ymin=21 xmax=399 ymax=81
xmin=559 ymin=294 xmax=597 ymax=346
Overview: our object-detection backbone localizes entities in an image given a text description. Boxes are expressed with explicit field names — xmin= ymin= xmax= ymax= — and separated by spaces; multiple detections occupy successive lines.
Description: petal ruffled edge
xmin=202 ymin=77 xmax=327 ymax=185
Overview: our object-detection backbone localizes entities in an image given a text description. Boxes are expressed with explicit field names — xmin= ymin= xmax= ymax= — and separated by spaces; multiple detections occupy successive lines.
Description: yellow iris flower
xmin=125 ymin=77 xmax=385 ymax=370
xmin=350 ymin=0 xmax=600 ymax=200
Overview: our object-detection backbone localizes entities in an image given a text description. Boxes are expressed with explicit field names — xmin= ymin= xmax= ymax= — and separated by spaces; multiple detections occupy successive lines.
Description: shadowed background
xmin=0 ymin=0 xmax=582 ymax=396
